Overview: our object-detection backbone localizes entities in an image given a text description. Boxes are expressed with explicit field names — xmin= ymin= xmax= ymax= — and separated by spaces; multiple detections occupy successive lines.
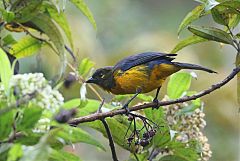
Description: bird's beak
xmin=86 ymin=77 xmax=96 ymax=83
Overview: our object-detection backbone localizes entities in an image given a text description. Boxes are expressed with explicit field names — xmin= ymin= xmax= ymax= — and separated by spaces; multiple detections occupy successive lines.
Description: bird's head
xmin=86 ymin=66 xmax=115 ymax=91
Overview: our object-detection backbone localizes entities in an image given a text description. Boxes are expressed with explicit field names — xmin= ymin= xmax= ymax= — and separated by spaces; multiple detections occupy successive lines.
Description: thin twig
xmin=2 ymin=0 xmax=7 ymax=9
xmin=64 ymin=45 xmax=76 ymax=61
xmin=0 ymin=132 xmax=24 ymax=144
xmin=97 ymin=98 xmax=105 ymax=113
xmin=133 ymin=153 xmax=139 ymax=161
xmin=226 ymin=25 xmax=239 ymax=51
xmin=98 ymin=99 xmax=118 ymax=161
xmin=148 ymin=148 xmax=161 ymax=161
xmin=68 ymin=67 xmax=240 ymax=125
xmin=129 ymin=113 xmax=159 ymax=128
xmin=101 ymin=119 xmax=118 ymax=161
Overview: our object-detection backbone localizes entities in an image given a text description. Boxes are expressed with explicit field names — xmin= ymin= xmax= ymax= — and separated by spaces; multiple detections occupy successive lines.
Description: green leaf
xmin=7 ymin=144 xmax=23 ymax=161
xmin=171 ymin=35 xmax=207 ymax=53
xmin=0 ymin=48 xmax=13 ymax=93
xmin=128 ymin=151 xmax=149 ymax=161
xmin=137 ymin=94 xmax=153 ymax=102
xmin=228 ymin=14 xmax=240 ymax=29
xmin=144 ymin=108 xmax=164 ymax=125
xmin=78 ymin=58 xmax=95 ymax=76
xmin=0 ymin=9 xmax=15 ymax=23
xmin=159 ymin=155 xmax=188 ymax=161
xmin=9 ymin=36 xmax=42 ymax=58
xmin=211 ymin=2 xmax=240 ymax=27
xmin=17 ymin=105 xmax=43 ymax=131
xmin=15 ymin=132 xmax=41 ymax=145
xmin=13 ymin=0 xmax=43 ymax=23
xmin=178 ymin=5 xmax=205 ymax=35
xmin=211 ymin=1 xmax=240 ymax=29
xmin=69 ymin=0 xmax=97 ymax=29
xmin=2 ymin=34 xmax=17 ymax=46
xmin=62 ymin=98 xmax=81 ymax=109
xmin=86 ymin=118 xmax=135 ymax=152
xmin=31 ymin=13 xmax=66 ymax=80
xmin=20 ymin=135 xmax=51 ymax=161
xmin=211 ymin=7 xmax=228 ymax=26
xmin=113 ymin=95 xmax=130 ymax=102
xmin=56 ymin=125 xmax=105 ymax=151
xmin=153 ymin=128 xmax=170 ymax=148
xmin=0 ymin=110 xmax=14 ymax=140
xmin=188 ymin=25 xmax=233 ymax=45
xmin=76 ymin=99 xmax=100 ymax=117
xmin=168 ymin=141 xmax=199 ymax=161
xmin=167 ymin=72 xmax=192 ymax=99
xmin=174 ymin=148 xmax=199 ymax=161
xmin=236 ymin=33 xmax=240 ymax=39
xmin=219 ymin=1 xmax=240 ymax=14
xmin=46 ymin=4 xmax=74 ymax=49
xmin=49 ymin=149 xmax=82 ymax=161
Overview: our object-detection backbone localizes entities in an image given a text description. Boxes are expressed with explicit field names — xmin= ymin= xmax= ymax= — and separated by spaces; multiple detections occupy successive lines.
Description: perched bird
xmin=86 ymin=52 xmax=216 ymax=110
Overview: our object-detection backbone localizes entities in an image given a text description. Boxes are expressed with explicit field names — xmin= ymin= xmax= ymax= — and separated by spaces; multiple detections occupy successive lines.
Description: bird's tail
xmin=173 ymin=62 xmax=217 ymax=73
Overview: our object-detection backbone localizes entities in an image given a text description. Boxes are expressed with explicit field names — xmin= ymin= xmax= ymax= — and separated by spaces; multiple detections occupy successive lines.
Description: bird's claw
xmin=122 ymin=104 xmax=130 ymax=114
xmin=152 ymin=98 xmax=160 ymax=109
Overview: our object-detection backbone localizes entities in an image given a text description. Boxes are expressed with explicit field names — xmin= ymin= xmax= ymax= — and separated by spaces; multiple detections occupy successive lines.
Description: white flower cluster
xmin=0 ymin=73 xmax=64 ymax=133
xmin=10 ymin=73 xmax=64 ymax=113
xmin=162 ymin=96 xmax=212 ymax=161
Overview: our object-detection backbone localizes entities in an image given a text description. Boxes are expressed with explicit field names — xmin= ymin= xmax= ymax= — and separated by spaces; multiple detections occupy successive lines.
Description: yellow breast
xmin=110 ymin=64 xmax=180 ymax=94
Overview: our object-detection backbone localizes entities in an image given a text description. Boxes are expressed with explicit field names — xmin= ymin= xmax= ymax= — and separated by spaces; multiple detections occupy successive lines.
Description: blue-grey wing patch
xmin=113 ymin=52 xmax=177 ymax=72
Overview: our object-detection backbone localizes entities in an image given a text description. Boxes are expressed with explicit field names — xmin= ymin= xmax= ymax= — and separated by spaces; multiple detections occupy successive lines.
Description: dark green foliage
xmin=188 ymin=26 xmax=233 ymax=45
xmin=49 ymin=149 xmax=82 ymax=161
xmin=159 ymin=155 xmax=188 ymax=161
xmin=17 ymin=105 xmax=43 ymax=131
xmin=0 ymin=110 xmax=14 ymax=140
xmin=0 ymin=0 xmax=96 ymax=80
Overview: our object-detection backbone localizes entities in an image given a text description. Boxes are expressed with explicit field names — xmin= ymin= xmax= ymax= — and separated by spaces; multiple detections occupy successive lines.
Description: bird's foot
xmin=122 ymin=104 xmax=130 ymax=114
xmin=152 ymin=98 xmax=160 ymax=109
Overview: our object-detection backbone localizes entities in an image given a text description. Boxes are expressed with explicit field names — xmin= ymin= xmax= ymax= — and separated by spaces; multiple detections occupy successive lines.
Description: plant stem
xmin=101 ymin=119 xmax=118 ymax=161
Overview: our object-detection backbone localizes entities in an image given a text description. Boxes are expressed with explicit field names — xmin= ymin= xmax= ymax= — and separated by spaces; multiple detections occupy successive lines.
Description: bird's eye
xmin=98 ymin=72 xmax=104 ymax=78
xmin=100 ymin=73 xmax=105 ymax=78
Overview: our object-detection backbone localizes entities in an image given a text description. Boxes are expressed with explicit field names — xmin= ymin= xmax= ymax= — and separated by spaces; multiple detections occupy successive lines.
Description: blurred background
xmin=19 ymin=0 xmax=239 ymax=160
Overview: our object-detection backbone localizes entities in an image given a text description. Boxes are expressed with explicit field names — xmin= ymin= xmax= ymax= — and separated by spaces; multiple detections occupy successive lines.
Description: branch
xmin=2 ymin=0 xmax=7 ymax=9
xmin=0 ymin=132 xmax=24 ymax=144
xmin=148 ymin=148 xmax=161 ymax=161
xmin=98 ymin=99 xmax=118 ymax=161
xmin=68 ymin=67 xmax=240 ymax=125
xmin=101 ymin=119 xmax=118 ymax=161
xmin=64 ymin=45 xmax=76 ymax=61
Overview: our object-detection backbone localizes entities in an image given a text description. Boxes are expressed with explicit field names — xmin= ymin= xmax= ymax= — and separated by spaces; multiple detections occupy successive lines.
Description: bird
xmin=86 ymin=52 xmax=216 ymax=110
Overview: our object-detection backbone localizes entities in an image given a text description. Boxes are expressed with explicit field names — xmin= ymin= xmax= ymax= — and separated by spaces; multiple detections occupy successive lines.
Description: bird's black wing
xmin=113 ymin=52 xmax=177 ymax=72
